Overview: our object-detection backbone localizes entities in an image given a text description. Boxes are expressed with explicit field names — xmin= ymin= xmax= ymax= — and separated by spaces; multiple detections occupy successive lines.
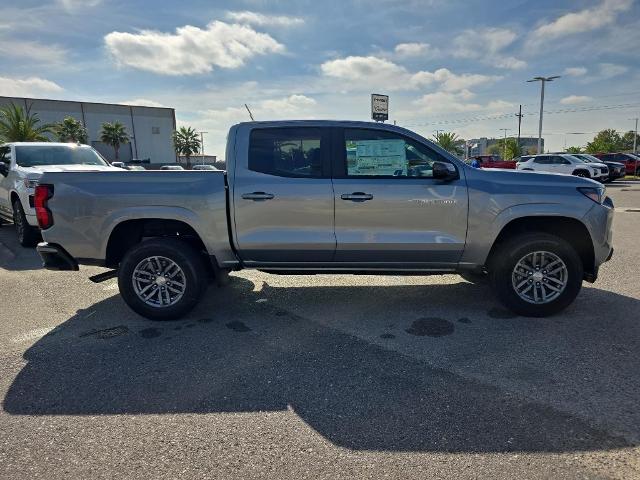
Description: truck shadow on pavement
xmin=3 ymin=277 xmax=639 ymax=453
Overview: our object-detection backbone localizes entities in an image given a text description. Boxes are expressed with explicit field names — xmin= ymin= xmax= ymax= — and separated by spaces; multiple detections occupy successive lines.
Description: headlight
xmin=577 ymin=186 xmax=606 ymax=204
xmin=23 ymin=179 xmax=39 ymax=189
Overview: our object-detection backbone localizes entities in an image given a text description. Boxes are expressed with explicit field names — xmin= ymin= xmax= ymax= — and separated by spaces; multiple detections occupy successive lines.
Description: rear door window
xmin=248 ymin=128 xmax=326 ymax=178
xmin=533 ymin=156 xmax=550 ymax=164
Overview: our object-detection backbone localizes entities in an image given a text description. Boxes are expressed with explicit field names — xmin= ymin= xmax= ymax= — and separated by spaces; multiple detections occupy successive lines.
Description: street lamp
xmin=527 ymin=76 xmax=560 ymax=154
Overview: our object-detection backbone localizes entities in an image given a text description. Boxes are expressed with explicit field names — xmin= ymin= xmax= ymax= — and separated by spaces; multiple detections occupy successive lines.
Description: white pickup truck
xmin=0 ymin=142 xmax=119 ymax=246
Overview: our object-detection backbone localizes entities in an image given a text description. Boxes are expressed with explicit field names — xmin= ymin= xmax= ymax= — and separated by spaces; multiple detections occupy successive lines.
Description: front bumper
xmin=36 ymin=242 xmax=79 ymax=271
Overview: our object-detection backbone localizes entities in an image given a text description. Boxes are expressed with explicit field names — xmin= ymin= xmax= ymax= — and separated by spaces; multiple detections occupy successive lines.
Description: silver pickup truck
xmin=35 ymin=121 xmax=614 ymax=320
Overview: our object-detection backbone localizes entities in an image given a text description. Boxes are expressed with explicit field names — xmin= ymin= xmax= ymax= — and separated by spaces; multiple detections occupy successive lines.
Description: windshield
xmin=16 ymin=145 xmax=109 ymax=167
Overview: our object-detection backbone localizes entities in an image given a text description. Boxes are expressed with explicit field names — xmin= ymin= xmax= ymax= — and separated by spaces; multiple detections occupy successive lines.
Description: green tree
xmin=487 ymin=138 xmax=521 ymax=159
xmin=621 ymin=130 xmax=640 ymax=152
xmin=0 ymin=103 xmax=53 ymax=142
xmin=565 ymin=146 xmax=583 ymax=154
xmin=99 ymin=121 xmax=129 ymax=161
xmin=54 ymin=116 xmax=88 ymax=143
xmin=172 ymin=126 xmax=201 ymax=169
xmin=432 ymin=131 xmax=464 ymax=156
xmin=585 ymin=129 xmax=623 ymax=154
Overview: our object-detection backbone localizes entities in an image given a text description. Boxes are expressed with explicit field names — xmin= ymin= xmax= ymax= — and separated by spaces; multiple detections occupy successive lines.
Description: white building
xmin=0 ymin=96 xmax=177 ymax=164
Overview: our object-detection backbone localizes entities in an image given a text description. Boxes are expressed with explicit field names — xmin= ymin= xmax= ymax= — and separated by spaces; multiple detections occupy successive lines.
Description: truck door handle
xmin=341 ymin=192 xmax=373 ymax=202
xmin=241 ymin=192 xmax=275 ymax=201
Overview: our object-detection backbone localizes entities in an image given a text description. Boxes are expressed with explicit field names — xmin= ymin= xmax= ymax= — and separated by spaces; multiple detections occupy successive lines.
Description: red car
xmin=593 ymin=153 xmax=640 ymax=176
xmin=472 ymin=155 xmax=517 ymax=169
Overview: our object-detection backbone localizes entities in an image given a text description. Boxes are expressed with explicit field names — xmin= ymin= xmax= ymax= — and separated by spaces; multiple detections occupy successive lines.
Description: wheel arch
xmin=105 ymin=218 xmax=209 ymax=269
xmin=487 ymin=216 xmax=595 ymax=280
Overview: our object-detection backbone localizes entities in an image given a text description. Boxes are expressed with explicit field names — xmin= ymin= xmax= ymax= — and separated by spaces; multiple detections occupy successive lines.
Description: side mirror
xmin=432 ymin=161 xmax=458 ymax=181
xmin=0 ymin=162 xmax=8 ymax=177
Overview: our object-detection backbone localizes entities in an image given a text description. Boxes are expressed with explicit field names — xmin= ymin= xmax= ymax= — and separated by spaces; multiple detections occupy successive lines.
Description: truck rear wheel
xmin=118 ymin=238 xmax=207 ymax=320
xmin=489 ymin=233 xmax=583 ymax=317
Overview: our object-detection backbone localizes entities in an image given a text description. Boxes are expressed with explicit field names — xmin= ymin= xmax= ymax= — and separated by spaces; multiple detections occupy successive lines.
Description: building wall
xmin=0 ymin=96 xmax=176 ymax=163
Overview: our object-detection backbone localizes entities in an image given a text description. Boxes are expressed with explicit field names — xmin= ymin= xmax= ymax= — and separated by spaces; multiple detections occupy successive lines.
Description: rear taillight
xmin=34 ymin=184 xmax=54 ymax=229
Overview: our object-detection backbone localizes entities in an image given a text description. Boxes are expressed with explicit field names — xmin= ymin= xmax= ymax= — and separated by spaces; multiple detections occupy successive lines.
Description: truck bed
xmin=36 ymin=170 xmax=237 ymax=266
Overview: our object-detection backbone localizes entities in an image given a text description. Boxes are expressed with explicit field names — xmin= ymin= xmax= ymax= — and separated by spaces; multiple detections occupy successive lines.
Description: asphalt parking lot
xmin=0 ymin=183 xmax=639 ymax=479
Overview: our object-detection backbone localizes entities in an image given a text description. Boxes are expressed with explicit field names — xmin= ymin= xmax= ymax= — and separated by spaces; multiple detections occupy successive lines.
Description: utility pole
xmin=499 ymin=128 xmax=510 ymax=160
xmin=198 ymin=131 xmax=208 ymax=162
xmin=527 ymin=76 xmax=560 ymax=154
xmin=633 ymin=118 xmax=638 ymax=155
xmin=515 ymin=104 xmax=523 ymax=150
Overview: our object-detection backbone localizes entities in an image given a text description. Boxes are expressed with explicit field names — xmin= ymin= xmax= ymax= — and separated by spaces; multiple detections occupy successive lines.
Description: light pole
xmin=499 ymin=128 xmax=510 ymax=159
xmin=198 ymin=131 xmax=208 ymax=163
xmin=527 ymin=76 xmax=560 ymax=154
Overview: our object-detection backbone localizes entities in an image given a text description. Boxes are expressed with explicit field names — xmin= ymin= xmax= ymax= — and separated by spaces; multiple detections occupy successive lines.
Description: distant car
xmin=570 ymin=153 xmax=625 ymax=182
xmin=160 ymin=165 xmax=184 ymax=171
xmin=516 ymin=154 xmax=608 ymax=180
xmin=0 ymin=142 xmax=119 ymax=246
xmin=192 ymin=164 xmax=218 ymax=170
xmin=126 ymin=165 xmax=146 ymax=171
xmin=111 ymin=161 xmax=126 ymax=169
xmin=471 ymin=155 xmax=517 ymax=169
xmin=592 ymin=152 xmax=640 ymax=176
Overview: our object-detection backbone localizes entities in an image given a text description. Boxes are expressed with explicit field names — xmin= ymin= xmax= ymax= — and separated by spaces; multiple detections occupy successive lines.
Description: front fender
xmin=460 ymin=202 xmax=592 ymax=267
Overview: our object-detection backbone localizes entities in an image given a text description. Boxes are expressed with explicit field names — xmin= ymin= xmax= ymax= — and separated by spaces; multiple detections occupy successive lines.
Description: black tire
xmin=459 ymin=271 xmax=488 ymax=284
xmin=489 ymin=233 xmax=583 ymax=317
xmin=12 ymin=200 xmax=40 ymax=247
xmin=118 ymin=238 xmax=208 ymax=320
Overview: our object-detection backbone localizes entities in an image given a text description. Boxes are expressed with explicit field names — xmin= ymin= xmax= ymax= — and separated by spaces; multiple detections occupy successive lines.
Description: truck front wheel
xmin=489 ymin=233 xmax=583 ymax=317
xmin=118 ymin=238 xmax=207 ymax=320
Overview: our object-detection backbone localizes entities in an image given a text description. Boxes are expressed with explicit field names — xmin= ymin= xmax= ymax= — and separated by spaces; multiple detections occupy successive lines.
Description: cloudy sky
xmin=1 ymin=0 xmax=640 ymax=156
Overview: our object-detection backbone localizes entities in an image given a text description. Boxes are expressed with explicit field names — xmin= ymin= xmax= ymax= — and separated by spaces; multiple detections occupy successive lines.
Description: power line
xmin=401 ymin=102 xmax=640 ymax=128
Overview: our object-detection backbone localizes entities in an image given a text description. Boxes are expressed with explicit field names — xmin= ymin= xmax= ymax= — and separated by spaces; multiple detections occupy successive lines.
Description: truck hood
xmin=479 ymin=166 xmax=601 ymax=187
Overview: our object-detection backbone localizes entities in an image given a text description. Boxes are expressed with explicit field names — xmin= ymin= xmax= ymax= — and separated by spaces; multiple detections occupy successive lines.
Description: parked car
xmin=35 ymin=120 xmax=613 ymax=320
xmin=0 ymin=142 xmax=119 ymax=246
xmin=126 ymin=165 xmax=147 ymax=171
xmin=160 ymin=165 xmax=184 ymax=171
xmin=111 ymin=161 xmax=126 ymax=169
xmin=472 ymin=155 xmax=517 ymax=169
xmin=516 ymin=154 xmax=608 ymax=180
xmin=192 ymin=164 xmax=218 ymax=170
xmin=570 ymin=153 xmax=625 ymax=182
xmin=592 ymin=152 xmax=640 ymax=176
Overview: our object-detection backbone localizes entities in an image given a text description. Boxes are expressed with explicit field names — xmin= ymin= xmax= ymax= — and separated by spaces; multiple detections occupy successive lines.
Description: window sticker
xmin=347 ymin=139 xmax=407 ymax=176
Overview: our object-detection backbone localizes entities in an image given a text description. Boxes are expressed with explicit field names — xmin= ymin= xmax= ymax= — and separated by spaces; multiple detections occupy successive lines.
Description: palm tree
xmin=54 ymin=116 xmax=88 ymax=143
xmin=100 ymin=121 xmax=129 ymax=161
xmin=432 ymin=131 xmax=464 ymax=156
xmin=172 ymin=126 xmax=201 ymax=169
xmin=0 ymin=103 xmax=53 ymax=142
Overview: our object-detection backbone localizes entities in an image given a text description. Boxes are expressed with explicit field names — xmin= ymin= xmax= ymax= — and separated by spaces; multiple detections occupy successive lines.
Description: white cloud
xmin=563 ymin=66 xmax=587 ymax=77
xmin=226 ymin=11 xmax=304 ymax=27
xmin=120 ymin=98 xmax=168 ymax=108
xmin=529 ymin=0 xmax=633 ymax=44
xmin=412 ymin=90 xmax=514 ymax=114
xmin=411 ymin=68 xmax=502 ymax=92
xmin=57 ymin=0 xmax=101 ymax=10
xmin=453 ymin=28 xmax=526 ymax=70
xmin=560 ymin=95 xmax=593 ymax=105
xmin=104 ymin=21 xmax=284 ymax=76
xmin=197 ymin=94 xmax=317 ymax=126
xmin=320 ymin=56 xmax=500 ymax=92
xmin=597 ymin=62 xmax=628 ymax=79
xmin=394 ymin=42 xmax=431 ymax=57
xmin=0 ymin=40 xmax=67 ymax=64
xmin=0 ymin=76 xmax=63 ymax=96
